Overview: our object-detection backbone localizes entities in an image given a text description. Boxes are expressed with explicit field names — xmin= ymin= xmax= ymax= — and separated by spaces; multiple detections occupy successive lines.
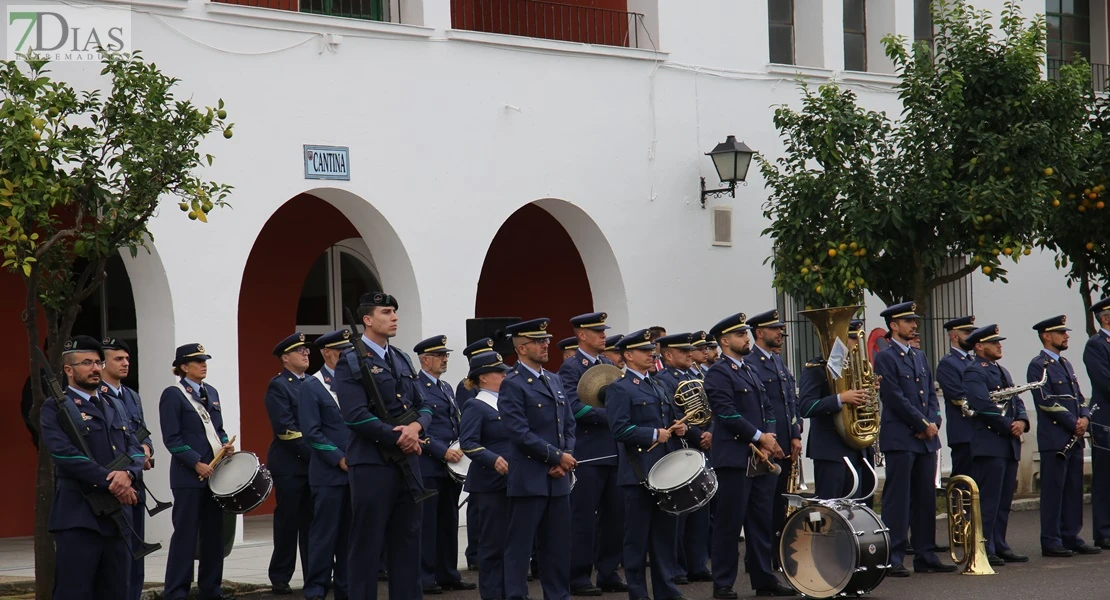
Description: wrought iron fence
xmin=451 ymin=0 xmax=646 ymax=49
xmin=211 ymin=0 xmax=388 ymax=21
xmin=1048 ymin=58 xmax=1110 ymax=94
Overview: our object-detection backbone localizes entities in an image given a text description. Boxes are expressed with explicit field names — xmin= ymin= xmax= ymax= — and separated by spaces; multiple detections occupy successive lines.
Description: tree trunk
xmin=34 ymin=436 xmax=55 ymax=600
xmin=1079 ymin=262 xmax=1095 ymax=337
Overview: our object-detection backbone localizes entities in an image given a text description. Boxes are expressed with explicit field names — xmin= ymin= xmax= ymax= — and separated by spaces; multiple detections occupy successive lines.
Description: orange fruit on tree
xmin=828 ymin=249 xmax=838 ymax=258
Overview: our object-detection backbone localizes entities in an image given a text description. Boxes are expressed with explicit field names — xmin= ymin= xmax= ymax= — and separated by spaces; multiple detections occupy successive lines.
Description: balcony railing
xmin=1047 ymin=58 xmax=1110 ymax=93
xmin=451 ymin=0 xmax=646 ymax=49
xmin=212 ymin=0 xmax=387 ymax=21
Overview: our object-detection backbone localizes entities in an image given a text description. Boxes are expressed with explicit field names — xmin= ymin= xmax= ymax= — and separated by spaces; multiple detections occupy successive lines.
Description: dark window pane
xmin=845 ymin=32 xmax=867 ymax=71
xmin=844 ymin=0 xmax=866 ymax=32
xmin=339 ymin=252 xmax=381 ymax=318
xmin=297 ymin=251 xmax=331 ymax=326
xmin=769 ymin=24 xmax=795 ymax=64
xmin=768 ymin=0 xmax=793 ymax=24
xmin=1048 ymin=0 xmax=1062 ymax=13
xmin=1047 ymin=41 xmax=1063 ymax=59
xmin=914 ymin=0 xmax=933 ymax=42
xmin=1064 ymin=42 xmax=1091 ymax=61
xmin=1062 ymin=0 xmax=1089 ymax=15
xmin=104 ymin=254 xmax=136 ymax=330
xmin=1047 ymin=15 xmax=1062 ymax=41
xmin=1062 ymin=15 xmax=1090 ymax=43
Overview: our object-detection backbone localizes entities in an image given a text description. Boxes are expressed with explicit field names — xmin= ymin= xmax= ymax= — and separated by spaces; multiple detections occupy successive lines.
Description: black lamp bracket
xmin=701 ymin=177 xmax=743 ymax=208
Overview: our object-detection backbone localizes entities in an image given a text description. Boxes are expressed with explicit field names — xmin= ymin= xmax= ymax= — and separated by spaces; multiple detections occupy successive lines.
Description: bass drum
xmin=779 ymin=503 xmax=889 ymax=599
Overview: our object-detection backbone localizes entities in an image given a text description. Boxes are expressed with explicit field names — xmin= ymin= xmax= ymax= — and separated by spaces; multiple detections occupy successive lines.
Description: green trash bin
xmin=194 ymin=511 xmax=237 ymax=559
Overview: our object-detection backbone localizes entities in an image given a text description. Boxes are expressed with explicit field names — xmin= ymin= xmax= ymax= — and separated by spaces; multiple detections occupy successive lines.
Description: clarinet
xmin=1057 ymin=433 xmax=1082 ymax=459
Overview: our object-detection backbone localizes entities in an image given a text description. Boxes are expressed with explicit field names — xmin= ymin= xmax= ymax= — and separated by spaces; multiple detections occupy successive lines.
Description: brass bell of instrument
xmin=946 ymin=475 xmax=995 ymax=575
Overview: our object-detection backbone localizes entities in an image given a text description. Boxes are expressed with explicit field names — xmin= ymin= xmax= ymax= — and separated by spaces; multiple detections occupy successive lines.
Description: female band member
xmin=160 ymin=343 xmax=235 ymax=600
xmin=459 ymin=351 xmax=513 ymax=600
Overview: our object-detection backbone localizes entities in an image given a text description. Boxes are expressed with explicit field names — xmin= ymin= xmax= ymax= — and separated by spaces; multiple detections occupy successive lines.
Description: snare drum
xmin=645 ymin=449 xmax=717 ymax=515
xmin=208 ymin=451 xmax=274 ymax=514
xmin=447 ymin=440 xmax=471 ymax=484
xmin=779 ymin=503 xmax=890 ymax=599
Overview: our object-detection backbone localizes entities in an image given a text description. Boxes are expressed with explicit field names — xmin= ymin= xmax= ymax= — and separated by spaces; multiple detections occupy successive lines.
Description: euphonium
xmin=799 ymin=305 xmax=880 ymax=450
xmin=946 ymin=475 xmax=995 ymax=575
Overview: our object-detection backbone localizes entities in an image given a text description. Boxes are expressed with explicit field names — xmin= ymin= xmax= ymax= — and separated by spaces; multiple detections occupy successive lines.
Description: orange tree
xmin=760 ymin=0 xmax=1090 ymax=314
xmin=0 ymin=53 xmax=232 ymax=598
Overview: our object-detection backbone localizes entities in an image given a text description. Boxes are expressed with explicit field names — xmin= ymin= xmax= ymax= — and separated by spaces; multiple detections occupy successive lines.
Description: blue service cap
xmin=570 ymin=312 xmax=610 ymax=331
xmin=505 ymin=318 xmax=553 ymax=340
xmin=710 ymin=312 xmax=749 ymax=339
xmin=315 ymin=329 xmax=354 ymax=350
xmin=272 ymin=333 xmax=310 ymax=357
xmin=414 ymin=335 xmax=451 ymax=355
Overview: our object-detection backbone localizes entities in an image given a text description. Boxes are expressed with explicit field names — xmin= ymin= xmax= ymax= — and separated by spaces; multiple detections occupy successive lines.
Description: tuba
xmin=799 ymin=305 xmax=880 ymax=450
xmin=946 ymin=475 xmax=995 ymax=575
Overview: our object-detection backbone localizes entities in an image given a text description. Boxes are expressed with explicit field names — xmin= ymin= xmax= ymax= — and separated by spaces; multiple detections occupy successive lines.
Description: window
xmin=768 ymin=0 xmax=795 ymax=65
xmin=74 ymin=253 xmax=140 ymax=390
xmin=1046 ymin=0 xmax=1091 ymax=63
xmin=914 ymin=0 xmax=934 ymax=51
xmin=843 ymin=0 xmax=867 ymax=72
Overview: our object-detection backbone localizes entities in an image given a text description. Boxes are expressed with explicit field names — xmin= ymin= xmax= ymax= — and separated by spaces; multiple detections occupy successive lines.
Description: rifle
xmin=131 ymin=423 xmax=173 ymax=516
xmin=344 ymin=308 xmax=437 ymax=503
xmin=35 ymin=347 xmax=161 ymax=559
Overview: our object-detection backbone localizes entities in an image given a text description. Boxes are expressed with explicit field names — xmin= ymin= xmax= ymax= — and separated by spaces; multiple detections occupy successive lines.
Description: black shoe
xmin=1097 ymin=540 xmax=1110 ymax=550
xmin=439 ymin=580 xmax=477 ymax=591
xmin=378 ymin=571 xmax=389 ymax=581
xmin=688 ymin=572 xmax=713 ymax=582
xmin=1071 ymin=543 xmax=1103 ymax=555
xmin=998 ymin=549 xmax=1030 ymax=562
xmin=915 ymin=563 xmax=958 ymax=573
xmin=572 ymin=586 xmax=603 ymax=596
xmin=713 ymin=587 xmax=739 ymax=599
xmin=933 ymin=544 xmax=950 ymax=552
xmin=905 ymin=544 xmax=915 ymax=555
xmin=599 ymin=581 xmax=629 ymax=593
xmin=1042 ymin=546 xmax=1075 ymax=557
xmin=423 ymin=584 xmax=444 ymax=595
xmin=755 ymin=582 xmax=798 ymax=596
xmin=673 ymin=576 xmax=689 ymax=585
xmin=308 ymin=597 xmax=324 ymax=600
xmin=270 ymin=582 xmax=292 ymax=595
xmin=986 ymin=555 xmax=1006 ymax=567
xmin=467 ymin=563 xmax=479 ymax=571
xmin=887 ymin=564 xmax=911 ymax=577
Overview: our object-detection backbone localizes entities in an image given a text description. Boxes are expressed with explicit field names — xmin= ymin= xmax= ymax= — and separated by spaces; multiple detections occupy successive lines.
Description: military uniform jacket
xmin=419 ymin=371 xmax=463 ymax=479
xmin=100 ymin=383 xmax=153 ymax=459
xmin=607 ymin=372 xmax=681 ymax=487
xmin=334 ymin=344 xmax=431 ymax=471
xmin=460 ymin=393 xmax=512 ymax=494
xmin=749 ymin=348 xmax=801 ymax=448
xmin=264 ymin=368 xmax=310 ymax=477
xmin=703 ymin=357 xmax=775 ymax=469
xmin=298 ymin=367 xmax=350 ymax=487
xmin=799 ymin=359 xmax=858 ymax=461
xmin=873 ymin=344 xmax=942 ymax=454
xmin=1083 ymin=330 xmax=1110 ymax=448
xmin=498 ymin=364 xmax=576 ymax=497
xmin=42 ymin=387 xmax=144 ymax=535
xmin=1028 ymin=350 xmax=1089 ymax=453
xmin=558 ymin=350 xmax=617 ymax=466
xmin=161 ymin=379 xmax=230 ymax=489
xmin=653 ymin=366 xmax=706 ymax=446
xmin=936 ymin=349 xmax=975 ymax=447
xmin=963 ymin=360 xmax=1028 ymax=461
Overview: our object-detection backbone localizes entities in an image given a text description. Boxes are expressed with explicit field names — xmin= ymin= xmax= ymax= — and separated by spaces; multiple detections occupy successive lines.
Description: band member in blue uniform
xmin=559 ymin=337 xmax=580 ymax=362
xmin=457 ymin=336 xmax=497 ymax=571
xmin=557 ymin=312 xmax=628 ymax=596
xmin=653 ymin=332 xmax=712 ymax=585
xmin=689 ymin=331 xmax=712 ymax=378
xmin=602 ymin=334 xmax=625 ymax=368
xmin=99 ymin=337 xmax=154 ymax=600
xmin=499 ymin=318 xmax=577 ymax=600
xmin=935 ymin=316 xmax=977 ymax=478
xmin=606 ymin=329 xmax=687 ymax=600
xmin=872 ymin=302 xmax=955 ymax=577
xmin=161 ymin=343 xmax=235 ymax=600
xmin=415 ymin=335 xmax=476 ymax=594
xmin=798 ymin=320 xmax=873 ymax=503
xmin=264 ymin=332 xmax=313 ymax=595
xmin=460 ymin=351 xmax=514 ymax=600
xmin=299 ymin=329 xmax=355 ymax=600
xmin=703 ymin=313 xmax=796 ymax=598
xmin=1083 ymin=297 xmax=1110 ymax=550
xmin=41 ymin=336 xmax=143 ymax=600
xmin=964 ymin=324 xmax=1030 ymax=566
xmin=334 ymin=291 xmax=433 ymax=600
xmin=1029 ymin=315 xmax=1101 ymax=557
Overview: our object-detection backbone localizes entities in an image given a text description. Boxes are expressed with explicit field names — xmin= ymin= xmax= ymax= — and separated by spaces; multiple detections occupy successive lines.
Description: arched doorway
xmin=475 ymin=200 xmax=627 ymax=369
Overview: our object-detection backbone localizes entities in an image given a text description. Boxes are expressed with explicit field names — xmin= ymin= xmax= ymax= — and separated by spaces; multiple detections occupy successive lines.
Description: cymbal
xmin=577 ymin=364 xmax=623 ymax=408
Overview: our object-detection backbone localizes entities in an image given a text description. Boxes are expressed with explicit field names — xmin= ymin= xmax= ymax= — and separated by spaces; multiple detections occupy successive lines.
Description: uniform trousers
xmin=473 ymin=491 xmax=510 ymax=600
xmin=465 ymin=501 xmax=480 ymax=566
xmin=54 ymin=527 xmax=130 ymax=600
xmin=569 ymin=464 xmax=624 ymax=588
xmin=269 ymin=474 xmax=312 ymax=586
xmin=622 ymin=485 xmax=681 ymax=600
xmin=421 ymin=476 xmax=463 ymax=587
xmin=676 ymin=504 xmax=711 ymax=578
xmin=949 ymin=443 xmax=973 ymax=479
xmin=1039 ymin=449 xmax=1086 ymax=549
xmin=504 ymin=495 xmax=571 ymax=600
xmin=164 ymin=488 xmax=225 ymax=600
xmin=710 ymin=468 xmax=778 ymax=591
xmin=348 ymin=464 xmax=422 ymax=600
xmin=1091 ymin=417 xmax=1110 ymax=544
xmin=971 ymin=456 xmax=1017 ymax=556
xmin=128 ymin=490 xmax=146 ymax=600
xmin=880 ymin=450 xmax=940 ymax=568
xmin=304 ymin=484 xmax=351 ymax=600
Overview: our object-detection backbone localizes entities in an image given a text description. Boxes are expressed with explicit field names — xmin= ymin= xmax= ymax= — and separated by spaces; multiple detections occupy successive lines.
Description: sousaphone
xmin=577 ymin=364 xmax=624 ymax=407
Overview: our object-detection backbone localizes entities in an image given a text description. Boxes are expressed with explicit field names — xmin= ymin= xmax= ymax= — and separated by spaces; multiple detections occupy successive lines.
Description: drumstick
xmin=199 ymin=435 xmax=237 ymax=481
xmin=646 ymin=414 xmax=691 ymax=452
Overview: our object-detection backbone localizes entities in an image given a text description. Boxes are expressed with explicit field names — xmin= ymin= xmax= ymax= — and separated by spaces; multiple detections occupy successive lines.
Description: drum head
xmin=780 ymin=505 xmax=862 ymax=598
xmin=448 ymin=441 xmax=471 ymax=479
xmin=209 ymin=452 xmax=261 ymax=496
xmin=647 ymin=449 xmax=704 ymax=490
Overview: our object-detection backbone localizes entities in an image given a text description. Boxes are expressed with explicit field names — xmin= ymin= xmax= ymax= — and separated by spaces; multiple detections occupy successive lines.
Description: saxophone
xmin=799 ymin=306 xmax=880 ymax=450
